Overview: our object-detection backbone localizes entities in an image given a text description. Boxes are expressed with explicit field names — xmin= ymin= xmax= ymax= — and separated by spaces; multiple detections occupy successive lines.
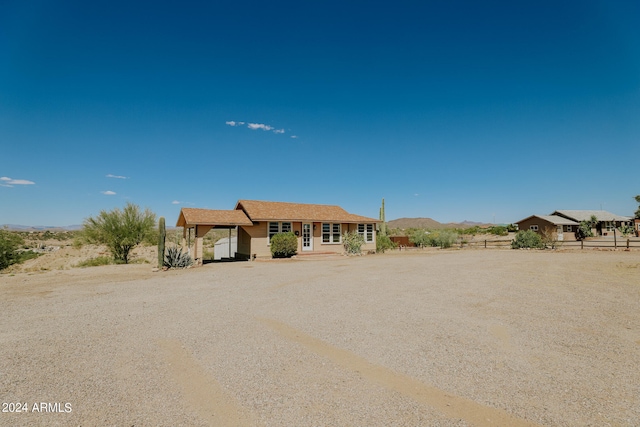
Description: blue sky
xmin=2 ymin=0 xmax=639 ymax=226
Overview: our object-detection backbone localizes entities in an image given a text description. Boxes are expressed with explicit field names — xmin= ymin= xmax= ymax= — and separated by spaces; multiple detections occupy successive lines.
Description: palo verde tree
xmin=82 ymin=202 xmax=157 ymax=264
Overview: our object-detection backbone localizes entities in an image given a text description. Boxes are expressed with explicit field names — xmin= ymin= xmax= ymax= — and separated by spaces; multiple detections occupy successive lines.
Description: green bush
xmin=430 ymin=230 xmax=459 ymax=249
xmin=0 ymin=229 xmax=24 ymax=270
xmin=376 ymin=234 xmax=396 ymax=253
xmin=488 ymin=226 xmax=508 ymax=236
xmin=511 ymin=230 xmax=544 ymax=249
xmin=270 ymin=232 xmax=298 ymax=258
xmin=342 ymin=231 xmax=365 ymax=255
xmin=409 ymin=229 xmax=431 ymax=247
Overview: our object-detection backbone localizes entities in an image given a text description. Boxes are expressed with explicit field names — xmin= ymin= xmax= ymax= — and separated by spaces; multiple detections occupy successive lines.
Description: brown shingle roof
xmin=235 ymin=200 xmax=379 ymax=223
xmin=176 ymin=208 xmax=253 ymax=227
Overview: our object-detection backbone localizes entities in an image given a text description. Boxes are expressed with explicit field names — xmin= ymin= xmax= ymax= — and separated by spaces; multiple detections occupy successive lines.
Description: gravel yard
xmin=1 ymin=250 xmax=639 ymax=426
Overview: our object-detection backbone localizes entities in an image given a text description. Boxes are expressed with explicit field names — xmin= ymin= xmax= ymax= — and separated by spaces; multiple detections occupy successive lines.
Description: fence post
xmin=628 ymin=238 xmax=630 ymax=249
xmin=484 ymin=240 xmax=487 ymax=249
xmin=581 ymin=240 xmax=584 ymax=250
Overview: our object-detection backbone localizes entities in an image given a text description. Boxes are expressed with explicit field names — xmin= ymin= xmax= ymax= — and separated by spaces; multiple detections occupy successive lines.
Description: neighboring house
xmin=551 ymin=210 xmax=632 ymax=237
xmin=515 ymin=215 xmax=579 ymax=241
xmin=634 ymin=218 xmax=640 ymax=237
xmin=176 ymin=200 xmax=380 ymax=263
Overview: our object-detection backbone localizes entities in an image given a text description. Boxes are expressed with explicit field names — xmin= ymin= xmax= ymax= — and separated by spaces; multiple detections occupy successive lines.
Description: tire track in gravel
xmin=158 ymin=339 xmax=254 ymax=427
xmin=259 ymin=317 xmax=542 ymax=427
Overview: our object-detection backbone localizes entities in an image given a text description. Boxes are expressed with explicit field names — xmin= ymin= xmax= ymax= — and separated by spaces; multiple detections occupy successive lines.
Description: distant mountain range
xmin=1 ymin=224 xmax=83 ymax=231
xmin=387 ymin=218 xmax=491 ymax=230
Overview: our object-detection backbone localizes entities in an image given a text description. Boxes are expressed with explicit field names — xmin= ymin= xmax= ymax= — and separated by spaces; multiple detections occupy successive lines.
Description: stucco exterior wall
xmin=516 ymin=218 xmax=577 ymax=241
xmin=238 ymin=221 xmax=377 ymax=258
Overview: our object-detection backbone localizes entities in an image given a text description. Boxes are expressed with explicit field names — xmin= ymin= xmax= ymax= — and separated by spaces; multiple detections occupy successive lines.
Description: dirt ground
xmin=1 ymin=249 xmax=639 ymax=426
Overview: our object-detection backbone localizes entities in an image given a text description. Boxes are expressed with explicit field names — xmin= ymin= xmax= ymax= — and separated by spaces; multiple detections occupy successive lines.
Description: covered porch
xmin=175 ymin=208 xmax=254 ymax=265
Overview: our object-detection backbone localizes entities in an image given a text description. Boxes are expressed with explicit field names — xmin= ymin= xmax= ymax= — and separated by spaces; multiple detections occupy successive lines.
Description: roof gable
xmin=516 ymin=214 xmax=579 ymax=226
xmin=176 ymin=208 xmax=253 ymax=227
xmin=235 ymin=200 xmax=379 ymax=223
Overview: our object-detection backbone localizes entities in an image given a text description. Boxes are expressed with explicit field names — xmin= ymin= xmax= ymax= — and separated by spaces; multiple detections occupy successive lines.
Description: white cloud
xmin=291 ymin=135 xmax=298 ymax=139
xmin=247 ymin=123 xmax=274 ymax=131
xmin=229 ymin=121 xmax=294 ymax=136
xmin=171 ymin=200 xmax=181 ymax=205
xmin=0 ymin=176 xmax=35 ymax=186
xmin=106 ymin=174 xmax=128 ymax=179
xmin=101 ymin=190 xmax=116 ymax=195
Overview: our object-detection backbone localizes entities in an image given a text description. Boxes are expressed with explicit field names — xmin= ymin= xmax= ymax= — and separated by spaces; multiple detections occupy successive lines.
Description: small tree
xmin=376 ymin=234 xmax=396 ymax=253
xmin=0 ymin=228 xmax=24 ymax=270
xmin=270 ymin=232 xmax=297 ymax=258
xmin=511 ymin=230 xmax=544 ymax=249
xmin=409 ymin=229 xmax=431 ymax=248
xmin=82 ymin=202 xmax=156 ymax=264
xmin=343 ymin=231 xmax=365 ymax=255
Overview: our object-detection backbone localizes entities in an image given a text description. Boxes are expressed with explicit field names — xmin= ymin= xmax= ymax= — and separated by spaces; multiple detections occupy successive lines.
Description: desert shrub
xmin=82 ymin=202 xmax=156 ymax=264
xmin=77 ymin=256 xmax=114 ymax=267
xmin=540 ymin=227 xmax=561 ymax=249
xmin=0 ymin=229 xmax=24 ymax=270
xmin=619 ymin=224 xmax=634 ymax=237
xmin=270 ymin=232 xmax=298 ymax=258
xmin=17 ymin=250 xmax=40 ymax=263
xmin=430 ymin=230 xmax=459 ymax=249
xmin=72 ymin=237 xmax=84 ymax=249
xmin=488 ymin=226 xmax=508 ymax=236
xmin=164 ymin=246 xmax=193 ymax=268
xmin=343 ymin=231 xmax=365 ymax=255
xmin=203 ymin=249 xmax=215 ymax=261
xmin=409 ymin=229 xmax=431 ymax=248
xmin=511 ymin=230 xmax=544 ymax=249
xmin=142 ymin=227 xmax=160 ymax=246
xmin=459 ymin=225 xmax=482 ymax=236
xmin=506 ymin=223 xmax=518 ymax=232
xmin=376 ymin=234 xmax=396 ymax=253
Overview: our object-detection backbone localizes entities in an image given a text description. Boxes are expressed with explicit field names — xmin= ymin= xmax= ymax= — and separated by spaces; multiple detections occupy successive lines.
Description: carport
xmin=176 ymin=208 xmax=253 ymax=265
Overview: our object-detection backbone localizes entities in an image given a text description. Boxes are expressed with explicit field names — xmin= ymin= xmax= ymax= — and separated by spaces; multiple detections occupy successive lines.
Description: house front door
xmin=302 ymin=223 xmax=313 ymax=251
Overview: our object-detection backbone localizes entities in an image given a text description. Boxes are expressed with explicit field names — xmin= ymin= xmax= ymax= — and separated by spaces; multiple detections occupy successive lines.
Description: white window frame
xmin=322 ymin=223 xmax=341 ymax=244
xmin=530 ymin=225 xmax=538 ymax=231
xmin=357 ymin=224 xmax=374 ymax=243
xmin=268 ymin=222 xmax=292 ymax=244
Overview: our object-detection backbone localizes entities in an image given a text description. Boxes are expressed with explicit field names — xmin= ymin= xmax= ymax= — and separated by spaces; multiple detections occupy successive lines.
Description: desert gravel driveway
xmin=1 ymin=250 xmax=639 ymax=426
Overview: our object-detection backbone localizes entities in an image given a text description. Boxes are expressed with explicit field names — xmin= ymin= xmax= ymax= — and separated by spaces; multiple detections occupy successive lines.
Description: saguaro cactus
xmin=158 ymin=216 xmax=166 ymax=268
xmin=379 ymin=198 xmax=387 ymax=236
